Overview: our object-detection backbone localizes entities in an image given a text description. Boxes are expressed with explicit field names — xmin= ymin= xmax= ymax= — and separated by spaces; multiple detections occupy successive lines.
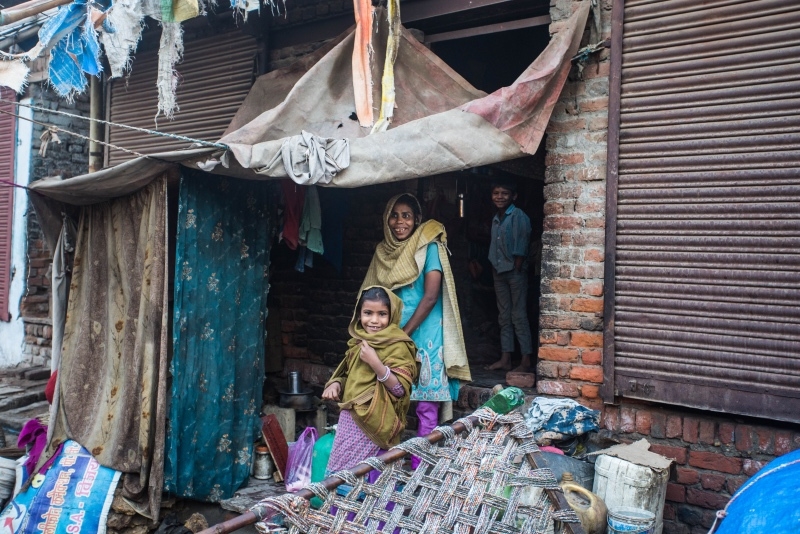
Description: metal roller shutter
xmin=603 ymin=0 xmax=800 ymax=422
xmin=108 ymin=30 xmax=258 ymax=166
xmin=0 ymin=88 xmax=15 ymax=322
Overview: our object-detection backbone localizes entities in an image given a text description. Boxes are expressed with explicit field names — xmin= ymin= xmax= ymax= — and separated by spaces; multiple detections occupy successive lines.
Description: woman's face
xmin=388 ymin=201 xmax=418 ymax=241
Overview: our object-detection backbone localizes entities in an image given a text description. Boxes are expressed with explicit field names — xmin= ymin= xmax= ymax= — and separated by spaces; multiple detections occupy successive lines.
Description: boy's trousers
xmin=493 ymin=269 xmax=534 ymax=355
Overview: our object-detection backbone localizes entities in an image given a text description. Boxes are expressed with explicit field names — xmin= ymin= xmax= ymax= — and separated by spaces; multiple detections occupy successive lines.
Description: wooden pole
xmin=197 ymin=415 xmax=584 ymax=534
xmin=0 ymin=0 xmax=71 ymax=27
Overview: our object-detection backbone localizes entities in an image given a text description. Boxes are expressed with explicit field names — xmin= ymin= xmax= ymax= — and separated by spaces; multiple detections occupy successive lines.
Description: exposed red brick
xmin=735 ymin=425 xmax=752 ymax=452
xmin=569 ymin=366 xmax=603 ymax=383
xmin=755 ymin=428 xmax=773 ymax=453
xmin=583 ymin=280 xmax=604 ymax=297
xmin=551 ymin=279 xmax=581 ymax=294
xmin=743 ymin=459 xmax=767 ymax=477
xmin=675 ymin=467 xmax=700 ymax=485
xmin=579 ymin=96 xmax=609 ymax=112
xmin=539 ymin=347 xmax=579 ymax=362
xmin=683 ymin=417 xmax=699 ymax=444
xmin=571 ymin=298 xmax=604 ymax=313
xmin=620 ymin=407 xmax=636 ymax=433
xmin=545 ymin=152 xmax=585 ymax=166
xmin=587 ymin=116 xmax=608 ymax=131
xmin=544 ymin=216 xmax=582 ymax=231
xmin=571 ymin=331 xmax=602 ymax=348
xmin=557 ymin=332 xmax=570 ymax=345
xmin=700 ymin=473 xmax=726 ymax=492
xmin=603 ymin=406 xmax=620 ymax=432
xmin=666 ymin=483 xmax=686 ymax=503
xmin=581 ymin=384 xmax=600 ymax=399
xmin=726 ymin=476 xmax=747 ymax=495
xmin=544 ymin=202 xmax=565 ymax=215
xmin=663 ymin=503 xmax=676 ymax=521
xmin=718 ymin=423 xmax=735 ymax=445
xmin=578 ymin=396 xmax=603 ymax=410
xmin=540 ymin=332 xmax=558 ymax=345
xmin=537 ymin=380 xmax=579 ymax=397
xmin=688 ymin=451 xmax=742 ymax=475
xmin=635 ymin=410 xmax=652 ymax=435
xmin=686 ymin=488 xmax=729 ymax=510
xmin=666 ymin=415 xmax=683 ymax=439
xmin=583 ymin=248 xmax=604 ymax=262
xmin=650 ymin=444 xmax=688 ymax=465
xmin=651 ymin=413 xmax=666 ymax=439
xmin=699 ymin=421 xmax=716 ymax=445
xmin=546 ymin=117 xmax=586 ymax=134
xmin=581 ymin=350 xmax=602 ymax=365
xmin=506 ymin=371 xmax=536 ymax=388
xmin=775 ymin=430 xmax=793 ymax=456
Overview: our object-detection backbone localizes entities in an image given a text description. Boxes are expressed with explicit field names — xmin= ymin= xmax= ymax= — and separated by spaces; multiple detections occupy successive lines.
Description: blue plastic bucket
xmin=607 ymin=507 xmax=656 ymax=534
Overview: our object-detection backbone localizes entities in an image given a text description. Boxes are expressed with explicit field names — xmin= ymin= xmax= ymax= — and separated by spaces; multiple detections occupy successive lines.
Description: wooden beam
xmin=0 ymin=0 xmax=71 ymax=27
xmin=424 ymin=14 xmax=551 ymax=44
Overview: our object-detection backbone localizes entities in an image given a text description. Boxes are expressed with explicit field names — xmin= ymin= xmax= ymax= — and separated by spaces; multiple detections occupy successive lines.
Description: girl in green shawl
xmin=323 ymin=287 xmax=418 ymax=474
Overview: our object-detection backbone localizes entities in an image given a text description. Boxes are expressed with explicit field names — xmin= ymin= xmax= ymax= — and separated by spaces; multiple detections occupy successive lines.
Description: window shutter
xmin=0 ymin=87 xmax=16 ymax=322
xmin=603 ymin=0 xmax=800 ymax=422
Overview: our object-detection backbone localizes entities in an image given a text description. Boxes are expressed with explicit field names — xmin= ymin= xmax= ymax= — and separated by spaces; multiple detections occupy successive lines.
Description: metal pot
xmin=278 ymin=388 xmax=314 ymax=411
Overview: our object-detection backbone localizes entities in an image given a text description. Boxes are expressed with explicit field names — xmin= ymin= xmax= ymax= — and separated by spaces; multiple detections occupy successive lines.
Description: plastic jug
xmin=560 ymin=472 xmax=607 ymax=534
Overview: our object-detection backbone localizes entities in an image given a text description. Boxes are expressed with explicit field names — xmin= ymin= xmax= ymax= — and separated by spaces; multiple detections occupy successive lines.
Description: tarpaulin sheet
xmin=28 ymin=2 xmax=590 ymax=234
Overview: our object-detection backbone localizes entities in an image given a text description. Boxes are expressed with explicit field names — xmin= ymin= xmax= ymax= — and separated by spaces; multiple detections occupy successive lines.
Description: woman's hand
xmin=322 ymin=382 xmax=342 ymax=401
xmin=359 ymin=340 xmax=381 ymax=368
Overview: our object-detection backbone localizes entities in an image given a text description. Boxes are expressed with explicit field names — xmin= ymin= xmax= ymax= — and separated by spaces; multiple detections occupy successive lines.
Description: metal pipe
xmin=197 ymin=414 xmax=584 ymax=534
xmin=0 ymin=24 xmax=40 ymax=49
xmin=0 ymin=0 xmax=70 ymax=27
xmin=88 ymin=75 xmax=103 ymax=173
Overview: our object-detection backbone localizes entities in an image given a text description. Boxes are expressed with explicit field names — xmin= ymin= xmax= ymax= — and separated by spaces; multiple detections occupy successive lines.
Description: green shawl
xmin=325 ymin=287 xmax=419 ymax=450
xmin=361 ymin=194 xmax=471 ymax=382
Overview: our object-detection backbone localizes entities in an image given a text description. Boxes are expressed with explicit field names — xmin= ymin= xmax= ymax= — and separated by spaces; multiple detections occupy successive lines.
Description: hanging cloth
xmin=280 ymin=180 xmax=305 ymax=250
xmin=165 ymin=171 xmax=273 ymax=502
xmin=298 ymin=185 xmax=324 ymax=255
xmin=42 ymin=177 xmax=169 ymax=520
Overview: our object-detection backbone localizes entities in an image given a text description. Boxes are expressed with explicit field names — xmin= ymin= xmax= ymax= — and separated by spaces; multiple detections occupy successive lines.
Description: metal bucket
xmin=607 ymin=507 xmax=656 ymax=534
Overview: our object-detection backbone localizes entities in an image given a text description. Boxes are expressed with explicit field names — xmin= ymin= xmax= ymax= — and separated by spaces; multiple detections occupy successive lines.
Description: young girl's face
xmin=388 ymin=201 xmax=418 ymax=241
xmin=360 ymin=299 xmax=391 ymax=333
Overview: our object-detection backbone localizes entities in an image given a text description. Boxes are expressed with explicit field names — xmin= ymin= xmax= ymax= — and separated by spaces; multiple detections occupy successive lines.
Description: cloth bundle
xmin=524 ymin=397 xmax=600 ymax=445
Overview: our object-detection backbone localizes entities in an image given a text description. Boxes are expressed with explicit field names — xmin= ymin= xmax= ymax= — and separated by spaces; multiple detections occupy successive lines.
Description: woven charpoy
xmin=251 ymin=409 xmax=581 ymax=534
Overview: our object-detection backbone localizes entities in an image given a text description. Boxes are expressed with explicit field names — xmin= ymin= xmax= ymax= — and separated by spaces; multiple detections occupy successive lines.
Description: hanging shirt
xmin=489 ymin=204 xmax=531 ymax=274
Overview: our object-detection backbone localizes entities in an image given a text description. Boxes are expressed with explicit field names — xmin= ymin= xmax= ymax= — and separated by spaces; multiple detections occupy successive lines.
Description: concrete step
xmin=0 ymin=400 xmax=50 ymax=432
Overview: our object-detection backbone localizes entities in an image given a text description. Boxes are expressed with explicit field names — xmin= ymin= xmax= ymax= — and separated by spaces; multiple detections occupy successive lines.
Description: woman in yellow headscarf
xmin=361 ymin=194 xmax=471 ymax=469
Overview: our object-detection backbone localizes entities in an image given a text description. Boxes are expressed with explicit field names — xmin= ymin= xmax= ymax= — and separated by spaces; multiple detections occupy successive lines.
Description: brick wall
xmin=540 ymin=3 xmax=800 ymax=534
xmin=19 ymin=85 xmax=90 ymax=366
xmin=537 ymin=0 xmax=610 ymax=408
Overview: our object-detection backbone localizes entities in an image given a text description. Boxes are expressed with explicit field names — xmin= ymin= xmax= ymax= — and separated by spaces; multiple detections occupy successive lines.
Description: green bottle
xmin=309 ymin=428 xmax=336 ymax=509
xmin=481 ymin=387 xmax=525 ymax=415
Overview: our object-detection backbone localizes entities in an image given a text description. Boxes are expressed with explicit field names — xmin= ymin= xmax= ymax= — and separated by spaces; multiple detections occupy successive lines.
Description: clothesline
xmin=0 ymin=106 xmax=153 ymax=159
xmin=0 ymin=98 xmax=229 ymax=150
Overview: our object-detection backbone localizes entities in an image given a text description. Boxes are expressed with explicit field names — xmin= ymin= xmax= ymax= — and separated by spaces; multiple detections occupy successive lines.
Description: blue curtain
xmin=165 ymin=173 xmax=273 ymax=502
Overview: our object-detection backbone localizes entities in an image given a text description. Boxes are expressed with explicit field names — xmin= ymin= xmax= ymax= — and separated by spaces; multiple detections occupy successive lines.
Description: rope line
xmin=0 ymin=98 xmax=228 ymax=150
xmin=0 ymin=107 xmax=153 ymax=160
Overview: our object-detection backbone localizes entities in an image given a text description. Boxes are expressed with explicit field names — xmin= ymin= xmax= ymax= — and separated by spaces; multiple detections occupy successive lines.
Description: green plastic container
xmin=309 ymin=428 xmax=335 ymax=508
xmin=481 ymin=387 xmax=525 ymax=415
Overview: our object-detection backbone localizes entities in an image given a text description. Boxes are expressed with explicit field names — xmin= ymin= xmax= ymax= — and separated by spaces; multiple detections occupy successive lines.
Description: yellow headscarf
xmin=361 ymin=194 xmax=471 ymax=382
xmin=325 ymin=286 xmax=419 ymax=449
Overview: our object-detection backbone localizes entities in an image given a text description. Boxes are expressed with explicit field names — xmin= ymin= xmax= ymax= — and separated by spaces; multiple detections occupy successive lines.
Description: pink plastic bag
xmin=285 ymin=427 xmax=317 ymax=492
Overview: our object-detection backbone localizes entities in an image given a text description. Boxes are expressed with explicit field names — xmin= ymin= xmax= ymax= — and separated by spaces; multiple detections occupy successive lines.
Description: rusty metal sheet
xmin=108 ymin=30 xmax=258 ymax=165
xmin=604 ymin=0 xmax=800 ymax=422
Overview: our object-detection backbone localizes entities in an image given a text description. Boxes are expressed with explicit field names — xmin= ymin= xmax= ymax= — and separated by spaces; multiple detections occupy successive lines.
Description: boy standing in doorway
xmin=486 ymin=181 xmax=534 ymax=374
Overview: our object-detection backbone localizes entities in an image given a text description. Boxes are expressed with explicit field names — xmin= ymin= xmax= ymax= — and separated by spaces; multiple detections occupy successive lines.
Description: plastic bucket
xmin=607 ymin=507 xmax=656 ymax=534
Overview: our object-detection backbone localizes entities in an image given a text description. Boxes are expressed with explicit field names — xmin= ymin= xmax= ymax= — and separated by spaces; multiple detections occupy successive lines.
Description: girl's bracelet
xmin=377 ymin=366 xmax=392 ymax=383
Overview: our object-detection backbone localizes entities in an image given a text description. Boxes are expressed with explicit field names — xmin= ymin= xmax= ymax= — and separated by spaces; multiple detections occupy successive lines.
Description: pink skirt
xmin=326 ymin=409 xmax=382 ymax=475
